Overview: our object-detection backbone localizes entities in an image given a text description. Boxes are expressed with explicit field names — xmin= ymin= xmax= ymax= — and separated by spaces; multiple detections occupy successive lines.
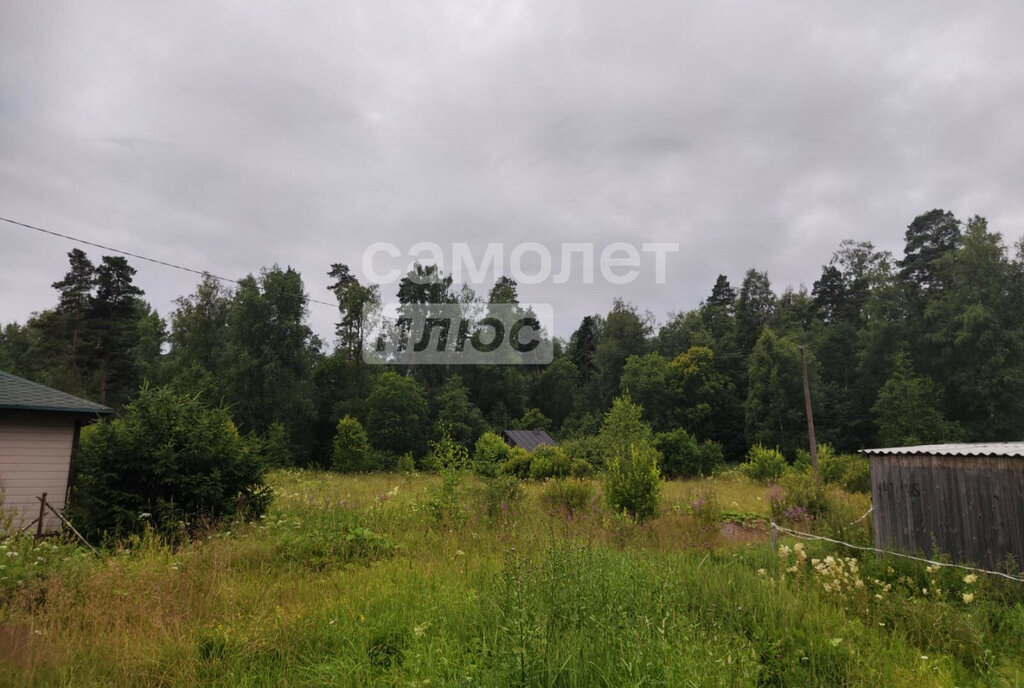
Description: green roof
xmin=0 ymin=371 xmax=112 ymax=415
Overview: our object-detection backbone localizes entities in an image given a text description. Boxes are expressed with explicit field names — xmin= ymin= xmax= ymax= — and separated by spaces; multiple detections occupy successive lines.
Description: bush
xmin=740 ymin=444 xmax=787 ymax=483
xmin=605 ymin=442 xmax=662 ymax=522
xmin=528 ymin=445 xmax=572 ymax=480
xmin=499 ymin=447 xmax=533 ymax=478
xmin=820 ymin=452 xmax=871 ymax=493
xmin=539 ymin=478 xmax=594 ymax=514
xmin=477 ymin=474 xmax=524 ymax=521
xmin=68 ymin=386 xmax=269 ymax=539
xmin=473 ymin=431 xmax=512 ymax=477
xmin=770 ymin=472 xmax=832 ymax=524
xmin=331 ymin=415 xmax=372 ymax=472
xmin=561 ymin=435 xmax=607 ymax=470
xmin=425 ymin=423 xmax=469 ymax=471
xmin=655 ymin=429 xmax=724 ymax=478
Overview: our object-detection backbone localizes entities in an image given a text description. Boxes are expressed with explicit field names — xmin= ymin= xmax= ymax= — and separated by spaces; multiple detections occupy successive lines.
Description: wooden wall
xmin=0 ymin=413 xmax=75 ymax=533
xmin=870 ymin=453 xmax=1024 ymax=570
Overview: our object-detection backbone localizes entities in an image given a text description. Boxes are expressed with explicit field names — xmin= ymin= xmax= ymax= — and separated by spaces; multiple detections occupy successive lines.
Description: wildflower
xmin=778 ymin=544 xmax=791 ymax=558
xmin=757 ymin=568 xmax=767 ymax=577
xmin=962 ymin=592 xmax=974 ymax=604
xmin=963 ymin=574 xmax=977 ymax=584
xmin=5 ymin=551 xmax=18 ymax=558
xmin=139 ymin=512 xmax=152 ymax=520
xmin=926 ymin=564 xmax=940 ymax=574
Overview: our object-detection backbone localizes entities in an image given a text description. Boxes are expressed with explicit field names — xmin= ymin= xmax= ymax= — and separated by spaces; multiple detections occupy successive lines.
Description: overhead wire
xmin=0 ymin=215 xmax=338 ymax=308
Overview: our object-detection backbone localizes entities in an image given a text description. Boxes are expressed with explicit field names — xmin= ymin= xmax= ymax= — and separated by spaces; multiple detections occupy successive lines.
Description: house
xmin=864 ymin=442 xmax=1024 ymax=569
xmin=501 ymin=429 xmax=556 ymax=452
xmin=0 ymin=371 xmax=111 ymax=533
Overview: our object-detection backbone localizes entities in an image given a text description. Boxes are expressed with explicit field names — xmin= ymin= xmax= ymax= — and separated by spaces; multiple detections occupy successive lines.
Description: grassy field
xmin=1 ymin=469 xmax=1022 ymax=687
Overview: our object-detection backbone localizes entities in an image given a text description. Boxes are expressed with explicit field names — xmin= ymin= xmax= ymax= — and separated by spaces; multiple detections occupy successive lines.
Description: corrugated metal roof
xmin=862 ymin=442 xmax=1024 ymax=457
xmin=501 ymin=429 xmax=556 ymax=452
xmin=0 ymin=371 xmax=112 ymax=415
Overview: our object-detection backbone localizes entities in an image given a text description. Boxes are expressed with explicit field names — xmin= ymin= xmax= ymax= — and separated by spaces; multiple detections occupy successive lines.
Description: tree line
xmin=3 ymin=208 xmax=1022 ymax=467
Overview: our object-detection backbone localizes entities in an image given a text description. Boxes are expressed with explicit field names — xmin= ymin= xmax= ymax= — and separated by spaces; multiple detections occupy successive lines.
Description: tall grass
xmin=0 ymin=469 xmax=1019 ymax=686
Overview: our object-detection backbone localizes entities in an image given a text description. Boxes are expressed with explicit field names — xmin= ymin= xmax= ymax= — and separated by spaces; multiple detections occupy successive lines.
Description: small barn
xmin=864 ymin=443 xmax=1024 ymax=570
xmin=0 ymin=371 xmax=111 ymax=533
xmin=501 ymin=429 xmax=556 ymax=452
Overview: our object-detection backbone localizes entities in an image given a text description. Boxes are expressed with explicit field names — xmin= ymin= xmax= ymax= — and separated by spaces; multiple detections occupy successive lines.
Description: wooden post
xmin=798 ymin=346 xmax=820 ymax=482
xmin=35 ymin=492 xmax=47 ymax=539
xmin=770 ymin=522 xmax=777 ymax=552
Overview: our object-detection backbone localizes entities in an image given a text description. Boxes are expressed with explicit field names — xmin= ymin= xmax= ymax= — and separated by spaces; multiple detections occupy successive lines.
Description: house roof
xmin=501 ymin=429 xmax=556 ymax=452
xmin=862 ymin=442 xmax=1024 ymax=458
xmin=0 ymin=371 xmax=112 ymax=416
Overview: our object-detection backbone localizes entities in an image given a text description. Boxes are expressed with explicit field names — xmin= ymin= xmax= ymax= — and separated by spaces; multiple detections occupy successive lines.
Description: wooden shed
xmin=864 ymin=443 xmax=1024 ymax=570
xmin=0 ymin=371 xmax=111 ymax=533
xmin=501 ymin=429 xmax=556 ymax=452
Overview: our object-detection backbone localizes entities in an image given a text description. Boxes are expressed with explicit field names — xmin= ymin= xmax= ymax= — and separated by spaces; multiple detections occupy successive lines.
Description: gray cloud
xmin=3 ymin=0 xmax=1024 ymax=340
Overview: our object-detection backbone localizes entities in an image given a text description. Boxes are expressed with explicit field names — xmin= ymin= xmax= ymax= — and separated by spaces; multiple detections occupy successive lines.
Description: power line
xmin=0 ymin=215 xmax=338 ymax=309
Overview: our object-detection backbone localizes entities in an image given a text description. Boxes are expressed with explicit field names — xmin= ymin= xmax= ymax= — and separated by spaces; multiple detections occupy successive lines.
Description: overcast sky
xmin=3 ymin=1 xmax=1024 ymax=342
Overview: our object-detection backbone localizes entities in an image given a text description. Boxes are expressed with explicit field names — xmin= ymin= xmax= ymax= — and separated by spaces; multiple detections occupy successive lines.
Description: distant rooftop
xmin=0 ymin=371 xmax=112 ymax=416
xmin=862 ymin=442 xmax=1024 ymax=457
xmin=501 ymin=429 xmax=556 ymax=452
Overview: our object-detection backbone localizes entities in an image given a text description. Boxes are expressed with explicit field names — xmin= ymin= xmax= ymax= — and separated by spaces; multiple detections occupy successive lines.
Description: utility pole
xmin=798 ymin=345 xmax=820 ymax=482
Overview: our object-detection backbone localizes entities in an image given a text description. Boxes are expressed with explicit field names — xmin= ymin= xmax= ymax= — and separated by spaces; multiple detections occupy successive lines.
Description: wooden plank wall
xmin=0 ymin=413 xmax=75 ymax=533
xmin=870 ymin=454 xmax=1024 ymax=570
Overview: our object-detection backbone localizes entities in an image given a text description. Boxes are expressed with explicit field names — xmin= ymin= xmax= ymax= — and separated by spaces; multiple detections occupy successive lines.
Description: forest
xmin=2 ymin=207 xmax=1021 ymax=469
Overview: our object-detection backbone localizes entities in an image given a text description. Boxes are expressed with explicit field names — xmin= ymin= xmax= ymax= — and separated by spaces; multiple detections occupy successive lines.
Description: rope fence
xmin=770 ymin=521 xmax=1024 ymax=583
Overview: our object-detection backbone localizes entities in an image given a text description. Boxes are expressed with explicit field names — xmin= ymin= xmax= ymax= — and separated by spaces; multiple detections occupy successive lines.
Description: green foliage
xmin=69 ymin=386 xmax=269 ymax=539
xmin=539 ymin=478 xmax=594 ymax=514
xmin=654 ymin=428 xmax=724 ymax=478
xmin=331 ymin=415 xmax=372 ymax=472
xmin=499 ymin=447 xmax=533 ymax=478
xmin=432 ymin=375 xmax=486 ymax=448
xmin=425 ymin=422 xmax=469 ymax=471
xmin=527 ymin=444 xmax=572 ymax=480
xmin=560 ymin=435 xmax=607 ymax=470
xmin=257 ymin=421 xmax=293 ymax=467
xmin=873 ymin=353 xmax=962 ymax=446
xmin=365 ymin=371 xmax=429 ymax=457
xmin=604 ymin=437 xmax=661 ymax=523
xmin=396 ymin=452 xmax=415 ymax=473
xmin=472 ymin=431 xmax=512 ymax=477
xmin=814 ymin=450 xmax=872 ymax=494
xmin=509 ymin=407 xmax=552 ymax=432
xmin=740 ymin=444 xmax=787 ymax=483
xmin=745 ymin=329 xmax=807 ymax=457
xmin=598 ymin=394 xmax=653 ymax=462
xmin=476 ymin=474 xmax=524 ymax=521
xmin=770 ymin=472 xmax=832 ymax=523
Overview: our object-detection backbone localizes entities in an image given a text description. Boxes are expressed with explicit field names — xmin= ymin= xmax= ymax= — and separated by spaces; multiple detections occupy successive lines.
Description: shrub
xmin=68 ymin=386 xmax=269 ymax=539
xmin=740 ymin=444 xmax=787 ymax=483
xmin=477 ymin=474 xmax=524 ymax=521
xmin=499 ymin=447 xmax=533 ymax=478
xmin=770 ymin=472 xmax=832 ymax=524
xmin=528 ymin=445 xmax=572 ymax=480
xmin=605 ymin=442 xmax=662 ymax=522
xmin=396 ymin=452 xmax=416 ymax=473
xmin=655 ymin=429 xmax=724 ymax=478
xmin=819 ymin=452 xmax=871 ymax=493
xmin=473 ymin=431 xmax=512 ymax=477
xmin=561 ymin=435 xmax=607 ymax=470
xmin=331 ymin=415 xmax=372 ymax=472
xmin=539 ymin=478 xmax=594 ymax=514
xmin=425 ymin=423 xmax=469 ymax=471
